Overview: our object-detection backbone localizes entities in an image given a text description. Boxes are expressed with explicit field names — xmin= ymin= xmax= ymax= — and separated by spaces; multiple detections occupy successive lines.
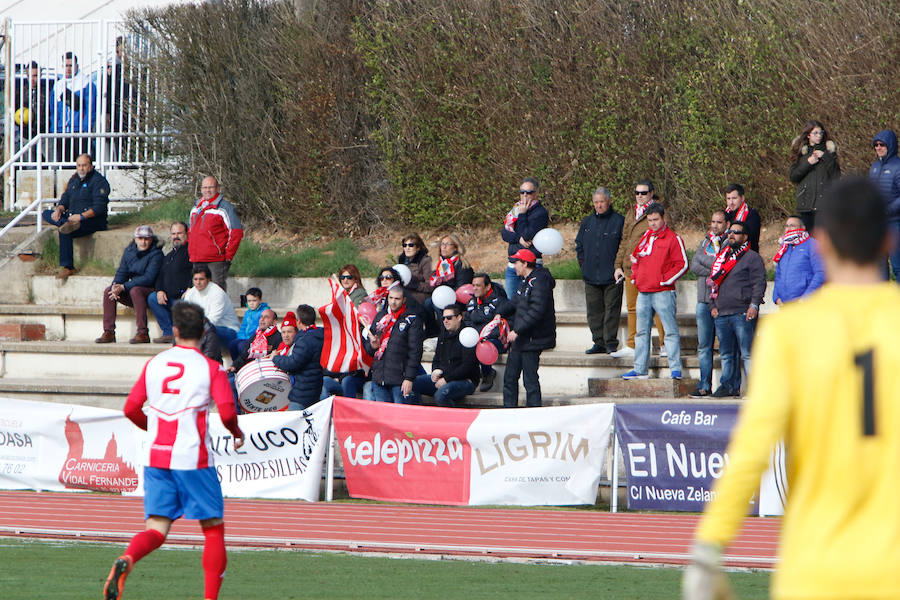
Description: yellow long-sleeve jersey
xmin=695 ymin=283 xmax=900 ymax=599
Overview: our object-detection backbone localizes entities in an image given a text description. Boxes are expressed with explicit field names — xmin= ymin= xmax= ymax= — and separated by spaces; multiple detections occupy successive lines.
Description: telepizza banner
xmin=332 ymin=397 xmax=615 ymax=506
xmin=614 ymin=403 xmax=785 ymax=515
xmin=0 ymin=397 xmax=332 ymax=501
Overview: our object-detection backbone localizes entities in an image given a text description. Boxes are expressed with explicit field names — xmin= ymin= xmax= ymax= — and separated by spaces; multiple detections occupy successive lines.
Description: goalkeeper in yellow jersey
xmin=683 ymin=177 xmax=900 ymax=600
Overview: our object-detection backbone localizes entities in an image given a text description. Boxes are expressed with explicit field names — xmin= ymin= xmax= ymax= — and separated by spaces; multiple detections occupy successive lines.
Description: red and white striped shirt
xmin=124 ymin=345 xmax=242 ymax=470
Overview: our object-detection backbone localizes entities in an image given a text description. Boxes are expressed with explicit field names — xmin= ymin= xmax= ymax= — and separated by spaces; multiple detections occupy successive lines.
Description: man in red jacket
xmin=621 ymin=203 xmax=688 ymax=380
xmin=188 ymin=176 xmax=243 ymax=291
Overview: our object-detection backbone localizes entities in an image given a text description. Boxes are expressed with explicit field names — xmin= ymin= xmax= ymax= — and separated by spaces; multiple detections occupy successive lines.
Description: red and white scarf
xmin=632 ymin=224 xmax=668 ymax=259
xmin=731 ymin=202 xmax=749 ymax=223
xmin=430 ymin=254 xmax=459 ymax=286
xmin=772 ymin=228 xmax=810 ymax=264
xmin=366 ymin=280 xmax=399 ymax=307
xmin=707 ymin=242 xmax=749 ymax=299
xmin=703 ymin=230 xmax=724 ymax=256
xmin=504 ymin=198 xmax=538 ymax=232
xmin=190 ymin=193 xmax=220 ymax=228
xmin=374 ymin=306 xmax=405 ymax=359
xmin=275 ymin=341 xmax=292 ymax=356
xmin=635 ymin=201 xmax=650 ymax=222
xmin=248 ymin=325 xmax=278 ymax=358
xmin=479 ymin=315 xmax=510 ymax=348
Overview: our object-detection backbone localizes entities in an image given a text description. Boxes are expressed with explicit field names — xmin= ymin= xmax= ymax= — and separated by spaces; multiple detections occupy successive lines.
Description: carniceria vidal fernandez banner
xmin=332 ymin=397 xmax=615 ymax=506
xmin=615 ymin=403 xmax=748 ymax=512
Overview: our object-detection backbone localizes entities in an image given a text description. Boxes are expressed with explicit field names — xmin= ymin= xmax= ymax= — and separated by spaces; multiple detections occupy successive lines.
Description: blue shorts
xmin=143 ymin=466 xmax=224 ymax=522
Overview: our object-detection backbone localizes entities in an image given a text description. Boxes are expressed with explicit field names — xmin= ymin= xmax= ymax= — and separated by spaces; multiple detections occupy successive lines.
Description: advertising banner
xmin=615 ymin=403 xmax=741 ymax=512
xmin=333 ymin=397 xmax=615 ymax=506
xmin=0 ymin=397 xmax=331 ymax=501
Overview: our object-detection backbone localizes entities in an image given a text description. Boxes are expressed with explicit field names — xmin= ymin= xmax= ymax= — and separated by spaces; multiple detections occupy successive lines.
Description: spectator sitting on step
xmin=41 ymin=153 xmax=110 ymax=281
xmin=366 ymin=266 xmax=403 ymax=312
xmin=412 ymin=303 xmax=480 ymax=407
xmin=272 ymin=304 xmax=324 ymax=411
xmin=188 ymin=176 xmax=243 ymax=290
xmin=182 ymin=264 xmax=240 ymax=352
xmin=272 ymin=312 xmax=297 ymax=356
xmin=228 ymin=308 xmax=282 ymax=374
xmin=229 ymin=287 xmax=270 ymax=360
xmin=464 ymin=273 xmax=511 ymax=392
xmin=148 ymin=221 xmax=191 ymax=344
xmin=424 ymin=233 xmax=474 ymax=337
xmin=95 ymin=225 xmax=163 ymax=344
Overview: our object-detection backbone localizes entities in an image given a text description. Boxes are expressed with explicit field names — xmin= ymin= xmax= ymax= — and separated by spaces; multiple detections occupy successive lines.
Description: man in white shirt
xmin=182 ymin=265 xmax=240 ymax=350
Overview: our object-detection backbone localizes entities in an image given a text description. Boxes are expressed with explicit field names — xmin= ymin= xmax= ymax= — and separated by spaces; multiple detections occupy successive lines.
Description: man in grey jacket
xmin=708 ymin=220 xmax=767 ymax=398
xmin=689 ymin=211 xmax=727 ymax=397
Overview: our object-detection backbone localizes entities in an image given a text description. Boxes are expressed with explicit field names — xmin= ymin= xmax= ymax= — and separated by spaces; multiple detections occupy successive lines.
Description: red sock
xmin=124 ymin=528 xmax=166 ymax=564
xmin=202 ymin=522 xmax=227 ymax=600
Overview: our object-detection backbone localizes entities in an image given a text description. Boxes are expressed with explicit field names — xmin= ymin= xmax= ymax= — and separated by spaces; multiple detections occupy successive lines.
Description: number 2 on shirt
xmin=162 ymin=362 xmax=185 ymax=394
xmin=855 ymin=349 xmax=875 ymax=436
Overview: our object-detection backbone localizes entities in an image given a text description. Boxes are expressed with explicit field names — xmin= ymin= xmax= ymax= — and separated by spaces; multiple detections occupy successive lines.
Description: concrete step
xmin=587 ymin=377 xmax=701 ymax=398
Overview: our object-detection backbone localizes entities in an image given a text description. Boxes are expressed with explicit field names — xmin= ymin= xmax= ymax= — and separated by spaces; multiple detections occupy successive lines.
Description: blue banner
xmin=615 ymin=403 xmax=754 ymax=512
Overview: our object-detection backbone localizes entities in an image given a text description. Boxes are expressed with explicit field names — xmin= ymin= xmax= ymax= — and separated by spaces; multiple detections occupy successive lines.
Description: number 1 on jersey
xmin=162 ymin=362 xmax=185 ymax=394
xmin=855 ymin=349 xmax=875 ymax=436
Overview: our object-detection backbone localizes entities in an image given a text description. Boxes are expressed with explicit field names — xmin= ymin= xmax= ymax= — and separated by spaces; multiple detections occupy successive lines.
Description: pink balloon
xmin=475 ymin=340 xmax=499 ymax=365
xmin=455 ymin=283 xmax=475 ymax=304
xmin=358 ymin=301 xmax=377 ymax=323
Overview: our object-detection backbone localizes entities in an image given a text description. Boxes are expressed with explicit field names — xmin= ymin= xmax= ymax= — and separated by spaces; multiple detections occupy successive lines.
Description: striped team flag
xmin=319 ymin=279 xmax=373 ymax=373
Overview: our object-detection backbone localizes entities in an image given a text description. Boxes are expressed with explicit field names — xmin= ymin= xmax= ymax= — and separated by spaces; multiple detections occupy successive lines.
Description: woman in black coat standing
xmin=789 ymin=120 xmax=841 ymax=231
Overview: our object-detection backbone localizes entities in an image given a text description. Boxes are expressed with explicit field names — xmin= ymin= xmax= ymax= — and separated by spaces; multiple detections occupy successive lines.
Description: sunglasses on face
xmin=875 ymin=142 xmax=887 ymax=148
xmin=339 ymin=275 xmax=353 ymax=280
xmin=519 ymin=189 xmax=536 ymax=195
xmin=728 ymin=230 xmax=745 ymax=235
xmin=402 ymin=242 xmax=417 ymax=248
xmin=379 ymin=275 xmax=394 ymax=281
xmin=441 ymin=315 xmax=458 ymax=321
xmin=634 ymin=190 xmax=650 ymax=196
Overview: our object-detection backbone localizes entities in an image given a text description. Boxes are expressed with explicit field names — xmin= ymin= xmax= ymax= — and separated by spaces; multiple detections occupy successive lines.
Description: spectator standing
xmin=612 ymin=180 xmax=666 ymax=359
xmin=789 ymin=120 xmax=840 ymax=231
xmin=336 ymin=264 xmax=368 ymax=307
xmin=723 ymin=183 xmax=762 ymax=253
xmin=182 ymin=265 xmax=240 ymax=350
xmin=396 ymin=234 xmax=432 ymax=304
xmin=271 ymin=305 xmax=324 ymax=411
xmin=500 ymin=177 xmax=549 ymax=299
xmin=95 ymin=225 xmax=163 ymax=344
xmin=412 ymin=304 xmax=480 ymax=407
xmin=576 ymin=187 xmax=625 ymax=354
xmin=229 ymin=287 xmax=270 ymax=360
xmin=772 ymin=216 xmax=826 ymax=305
xmin=188 ymin=176 xmax=243 ymax=290
xmin=464 ymin=273 xmax=511 ymax=392
xmin=621 ymin=204 xmax=687 ymax=380
xmin=689 ymin=211 xmax=728 ymax=398
xmin=103 ymin=302 xmax=243 ymax=600
xmin=51 ymin=52 xmax=97 ymax=161
xmin=40 ymin=154 xmax=110 ymax=280
xmin=708 ymin=221 xmax=767 ymax=398
xmin=869 ymin=129 xmax=900 ymax=281
xmin=148 ymin=221 xmax=191 ymax=344
xmin=105 ymin=37 xmax=133 ymax=135
xmin=13 ymin=61 xmax=52 ymax=159
xmin=502 ymin=249 xmax=556 ymax=408
xmin=363 ymin=287 xmax=424 ymax=404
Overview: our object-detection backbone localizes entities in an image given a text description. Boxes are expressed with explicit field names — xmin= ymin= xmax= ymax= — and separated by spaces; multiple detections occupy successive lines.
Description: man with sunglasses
xmin=612 ymin=179 xmax=667 ymax=359
xmin=413 ymin=304 xmax=480 ymax=407
xmin=869 ymin=129 xmax=900 ymax=282
xmin=501 ymin=177 xmax=549 ymax=299
xmin=707 ymin=221 xmax=766 ymax=398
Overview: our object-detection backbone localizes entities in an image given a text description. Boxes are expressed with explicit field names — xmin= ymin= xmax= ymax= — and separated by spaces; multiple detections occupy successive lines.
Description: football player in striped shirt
xmin=684 ymin=177 xmax=900 ymax=600
xmin=104 ymin=301 xmax=244 ymax=600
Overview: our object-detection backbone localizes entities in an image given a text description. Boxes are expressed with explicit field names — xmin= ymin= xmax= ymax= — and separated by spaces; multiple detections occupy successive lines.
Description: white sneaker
xmin=609 ymin=346 xmax=634 ymax=359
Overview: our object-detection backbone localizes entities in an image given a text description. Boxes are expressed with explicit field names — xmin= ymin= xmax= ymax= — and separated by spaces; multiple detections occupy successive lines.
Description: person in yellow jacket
xmin=683 ymin=176 xmax=900 ymax=600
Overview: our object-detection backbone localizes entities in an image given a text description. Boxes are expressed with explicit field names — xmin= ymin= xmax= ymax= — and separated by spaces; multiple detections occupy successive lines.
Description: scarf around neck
xmin=708 ymin=242 xmax=749 ymax=298
xmin=773 ymin=229 xmax=810 ymax=264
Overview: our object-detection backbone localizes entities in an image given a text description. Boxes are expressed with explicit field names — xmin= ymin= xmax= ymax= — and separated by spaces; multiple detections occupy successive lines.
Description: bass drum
xmin=235 ymin=358 xmax=291 ymax=413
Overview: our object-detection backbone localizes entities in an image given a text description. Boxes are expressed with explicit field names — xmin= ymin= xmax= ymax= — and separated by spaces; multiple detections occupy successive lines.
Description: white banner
xmin=0 ymin=397 xmax=332 ymax=501
xmin=466 ymin=403 xmax=615 ymax=505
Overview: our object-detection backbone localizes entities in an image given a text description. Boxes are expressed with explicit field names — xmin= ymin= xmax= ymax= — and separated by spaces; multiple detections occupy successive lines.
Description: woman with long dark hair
xmin=789 ymin=120 xmax=840 ymax=230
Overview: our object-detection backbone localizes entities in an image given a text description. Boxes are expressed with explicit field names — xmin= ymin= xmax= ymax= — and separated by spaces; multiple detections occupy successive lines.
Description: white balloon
xmin=392 ymin=263 xmax=412 ymax=286
xmin=533 ymin=227 xmax=564 ymax=255
xmin=458 ymin=327 xmax=480 ymax=348
xmin=431 ymin=285 xmax=456 ymax=309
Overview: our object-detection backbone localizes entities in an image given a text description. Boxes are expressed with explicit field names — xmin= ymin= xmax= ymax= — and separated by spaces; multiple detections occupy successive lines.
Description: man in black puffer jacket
xmin=464 ymin=273 xmax=512 ymax=391
xmin=413 ymin=303 xmax=480 ymax=407
xmin=363 ymin=287 xmax=424 ymax=404
xmin=272 ymin=304 xmax=324 ymax=410
xmin=503 ymin=249 xmax=556 ymax=408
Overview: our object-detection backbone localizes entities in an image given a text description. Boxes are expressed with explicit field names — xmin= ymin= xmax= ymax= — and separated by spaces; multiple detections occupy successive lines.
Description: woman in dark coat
xmin=396 ymin=233 xmax=432 ymax=304
xmin=789 ymin=120 xmax=841 ymax=231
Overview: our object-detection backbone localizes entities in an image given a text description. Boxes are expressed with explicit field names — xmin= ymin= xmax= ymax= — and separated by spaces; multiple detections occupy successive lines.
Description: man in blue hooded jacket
xmin=869 ymin=129 xmax=900 ymax=281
